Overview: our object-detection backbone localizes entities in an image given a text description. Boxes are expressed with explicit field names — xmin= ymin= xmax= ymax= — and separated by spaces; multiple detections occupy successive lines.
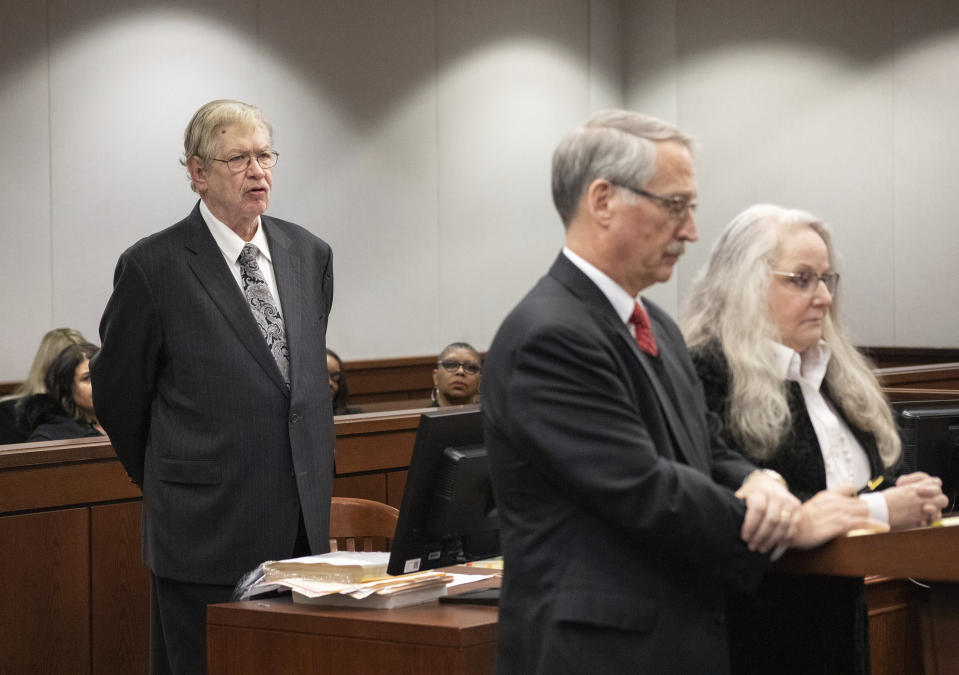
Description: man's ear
xmin=187 ymin=156 xmax=208 ymax=194
xmin=584 ymin=178 xmax=617 ymax=226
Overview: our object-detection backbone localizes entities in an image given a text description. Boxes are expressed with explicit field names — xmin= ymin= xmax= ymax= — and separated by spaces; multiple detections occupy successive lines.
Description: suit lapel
xmin=184 ymin=206 xmax=290 ymax=395
xmin=549 ymin=253 xmax=705 ymax=471
xmin=607 ymin=311 xmax=703 ymax=471
xmin=643 ymin=312 xmax=710 ymax=473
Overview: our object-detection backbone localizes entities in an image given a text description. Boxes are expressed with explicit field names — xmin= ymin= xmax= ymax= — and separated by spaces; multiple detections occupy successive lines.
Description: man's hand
xmin=884 ymin=472 xmax=948 ymax=529
xmin=791 ymin=489 xmax=889 ymax=550
xmin=736 ymin=471 xmax=801 ymax=553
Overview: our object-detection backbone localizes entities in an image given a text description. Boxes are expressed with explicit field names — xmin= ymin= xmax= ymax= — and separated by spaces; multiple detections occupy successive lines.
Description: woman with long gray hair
xmin=682 ymin=203 xmax=946 ymax=674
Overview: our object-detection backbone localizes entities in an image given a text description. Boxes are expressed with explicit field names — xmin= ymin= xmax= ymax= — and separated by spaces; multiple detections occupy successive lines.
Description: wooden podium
xmin=774 ymin=520 xmax=959 ymax=675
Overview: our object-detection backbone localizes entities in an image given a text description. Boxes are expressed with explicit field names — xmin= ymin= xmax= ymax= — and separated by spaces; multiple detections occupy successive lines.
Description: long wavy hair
xmin=681 ymin=204 xmax=900 ymax=466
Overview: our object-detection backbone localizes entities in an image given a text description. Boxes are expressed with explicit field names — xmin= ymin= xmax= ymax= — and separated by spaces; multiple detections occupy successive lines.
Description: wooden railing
xmin=0 ymin=407 xmax=435 ymax=674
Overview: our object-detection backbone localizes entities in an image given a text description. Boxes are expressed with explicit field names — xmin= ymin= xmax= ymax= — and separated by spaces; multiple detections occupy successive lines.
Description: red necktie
xmin=629 ymin=301 xmax=659 ymax=356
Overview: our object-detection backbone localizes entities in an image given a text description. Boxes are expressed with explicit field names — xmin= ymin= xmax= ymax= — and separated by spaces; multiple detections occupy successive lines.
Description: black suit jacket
xmin=482 ymin=253 xmax=768 ymax=674
xmin=92 ymin=203 xmax=335 ymax=585
xmin=690 ymin=343 xmax=883 ymax=674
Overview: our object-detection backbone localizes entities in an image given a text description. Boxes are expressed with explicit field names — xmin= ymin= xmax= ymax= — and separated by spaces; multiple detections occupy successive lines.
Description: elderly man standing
xmin=481 ymin=111 xmax=867 ymax=674
xmin=92 ymin=100 xmax=335 ymax=674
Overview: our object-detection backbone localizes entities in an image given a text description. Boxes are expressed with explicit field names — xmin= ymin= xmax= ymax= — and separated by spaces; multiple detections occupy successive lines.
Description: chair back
xmin=329 ymin=497 xmax=400 ymax=552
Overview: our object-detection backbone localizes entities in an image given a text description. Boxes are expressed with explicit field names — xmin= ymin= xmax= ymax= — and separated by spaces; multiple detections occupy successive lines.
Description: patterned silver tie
xmin=238 ymin=243 xmax=290 ymax=384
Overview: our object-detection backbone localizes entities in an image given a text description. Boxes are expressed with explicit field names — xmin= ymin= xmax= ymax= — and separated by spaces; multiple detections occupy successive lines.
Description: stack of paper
xmin=262 ymin=550 xmax=389 ymax=584
xmin=238 ymin=551 xmax=453 ymax=609
xmin=289 ymin=570 xmax=453 ymax=609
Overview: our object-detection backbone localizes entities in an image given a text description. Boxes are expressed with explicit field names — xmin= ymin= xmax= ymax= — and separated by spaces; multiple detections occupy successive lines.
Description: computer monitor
xmin=387 ymin=406 xmax=499 ymax=576
xmin=893 ymin=399 xmax=959 ymax=512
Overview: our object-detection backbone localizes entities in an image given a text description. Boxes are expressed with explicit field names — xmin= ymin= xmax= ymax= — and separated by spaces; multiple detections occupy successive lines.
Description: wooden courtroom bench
xmin=0 ymin=407 xmax=433 ymax=674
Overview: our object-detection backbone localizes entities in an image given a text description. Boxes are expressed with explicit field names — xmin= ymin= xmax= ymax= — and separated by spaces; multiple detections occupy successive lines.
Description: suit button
xmin=289 ymin=412 xmax=300 ymax=424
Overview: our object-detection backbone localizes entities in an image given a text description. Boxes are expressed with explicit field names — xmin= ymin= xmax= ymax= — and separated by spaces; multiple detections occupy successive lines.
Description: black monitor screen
xmin=387 ymin=406 xmax=499 ymax=576
xmin=893 ymin=399 xmax=959 ymax=512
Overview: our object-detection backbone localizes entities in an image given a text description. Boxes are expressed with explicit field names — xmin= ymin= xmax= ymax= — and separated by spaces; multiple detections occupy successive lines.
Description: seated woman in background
xmin=431 ymin=342 xmax=482 ymax=407
xmin=0 ymin=327 xmax=87 ymax=443
xmin=21 ymin=342 xmax=105 ymax=442
xmin=682 ymin=204 xmax=947 ymax=675
xmin=326 ymin=348 xmax=362 ymax=415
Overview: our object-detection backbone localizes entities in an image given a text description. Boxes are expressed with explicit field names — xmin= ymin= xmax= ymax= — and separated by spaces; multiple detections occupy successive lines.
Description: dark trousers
xmin=150 ymin=514 xmax=312 ymax=674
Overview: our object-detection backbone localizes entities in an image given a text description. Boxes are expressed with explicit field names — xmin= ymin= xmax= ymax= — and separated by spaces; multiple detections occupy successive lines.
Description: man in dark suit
xmin=482 ymin=110 xmax=812 ymax=673
xmin=92 ymin=100 xmax=335 ymax=674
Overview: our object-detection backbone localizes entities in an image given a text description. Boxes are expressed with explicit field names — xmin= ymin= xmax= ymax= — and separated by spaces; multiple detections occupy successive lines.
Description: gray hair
xmin=681 ymin=204 xmax=901 ymax=466
xmin=180 ymin=99 xmax=274 ymax=194
xmin=551 ymin=110 xmax=694 ymax=227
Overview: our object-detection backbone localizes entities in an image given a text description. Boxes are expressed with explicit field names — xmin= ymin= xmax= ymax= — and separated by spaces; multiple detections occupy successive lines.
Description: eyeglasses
xmin=773 ymin=270 xmax=839 ymax=295
xmin=437 ymin=360 xmax=481 ymax=375
xmin=615 ymin=184 xmax=697 ymax=221
xmin=211 ymin=150 xmax=279 ymax=173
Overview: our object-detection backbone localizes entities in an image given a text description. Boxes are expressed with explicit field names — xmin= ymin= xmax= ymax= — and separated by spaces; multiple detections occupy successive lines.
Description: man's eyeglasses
xmin=773 ymin=270 xmax=839 ymax=295
xmin=437 ymin=360 xmax=481 ymax=375
xmin=212 ymin=151 xmax=279 ymax=173
xmin=615 ymin=184 xmax=697 ymax=221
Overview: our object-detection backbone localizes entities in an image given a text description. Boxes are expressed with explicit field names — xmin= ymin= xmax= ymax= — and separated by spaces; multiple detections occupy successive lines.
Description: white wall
xmin=0 ymin=0 xmax=623 ymax=380
xmin=2 ymin=0 xmax=958 ymax=382
xmin=626 ymin=0 xmax=959 ymax=346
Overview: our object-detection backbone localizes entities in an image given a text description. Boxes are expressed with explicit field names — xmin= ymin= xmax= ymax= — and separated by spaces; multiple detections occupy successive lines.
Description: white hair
xmin=682 ymin=204 xmax=901 ymax=466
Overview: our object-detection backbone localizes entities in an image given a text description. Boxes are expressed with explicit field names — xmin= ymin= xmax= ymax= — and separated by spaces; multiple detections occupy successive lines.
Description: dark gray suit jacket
xmin=92 ymin=203 xmax=335 ymax=585
xmin=482 ymin=253 xmax=768 ymax=674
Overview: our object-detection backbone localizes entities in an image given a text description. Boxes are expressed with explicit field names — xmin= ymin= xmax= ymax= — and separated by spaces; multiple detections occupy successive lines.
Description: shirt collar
xmin=563 ymin=246 xmax=640 ymax=325
xmin=770 ymin=339 xmax=831 ymax=388
xmin=199 ymin=200 xmax=272 ymax=264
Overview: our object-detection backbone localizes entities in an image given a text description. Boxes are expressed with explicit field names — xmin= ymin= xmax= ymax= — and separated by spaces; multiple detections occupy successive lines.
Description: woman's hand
xmin=791 ymin=489 xmax=889 ymax=550
xmin=883 ymin=472 xmax=948 ymax=529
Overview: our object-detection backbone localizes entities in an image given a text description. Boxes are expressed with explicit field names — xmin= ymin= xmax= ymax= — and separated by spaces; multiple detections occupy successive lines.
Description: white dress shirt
xmin=563 ymin=247 xmax=646 ymax=333
xmin=771 ymin=340 xmax=889 ymax=523
xmin=199 ymin=200 xmax=284 ymax=315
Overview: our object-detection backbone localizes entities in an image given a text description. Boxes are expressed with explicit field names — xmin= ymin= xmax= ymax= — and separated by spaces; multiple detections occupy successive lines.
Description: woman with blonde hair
xmin=0 ymin=327 xmax=86 ymax=443
xmin=682 ymin=204 xmax=946 ymax=674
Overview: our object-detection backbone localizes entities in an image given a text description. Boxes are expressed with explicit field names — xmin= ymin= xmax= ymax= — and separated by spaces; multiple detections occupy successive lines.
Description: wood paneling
xmin=334 ymin=410 xmax=424 ymax=474
xmin=0 ymin=458 xmax=140 ymax=512
xmin=90 ymin=501 xmax=150 ymax=675
xmin=333 ymin=473 xmax=388 ymax=503
xmin=862 ymin=347 xmax=959 ymax=369
xmin=344 ymin=355 xmax=437 ymax=403
xmin=0 ymin=508 xmax=91 ymax=674
xmin=866 ymin=576 xmax=926 ymax=675
xmin=875 ymin=362 xmax=959 ymax=390
xmin=884 ymin=388 xmax=959 ymax=402
xmin=387 ymin=470 xmax=409 ymax=510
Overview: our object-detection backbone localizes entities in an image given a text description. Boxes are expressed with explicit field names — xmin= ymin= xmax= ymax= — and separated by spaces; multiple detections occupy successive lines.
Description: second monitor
xmin=387 ymin=406 xmax=499 ymax=576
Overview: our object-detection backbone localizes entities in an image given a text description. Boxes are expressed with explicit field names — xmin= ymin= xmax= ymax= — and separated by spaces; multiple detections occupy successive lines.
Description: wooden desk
xmin=775 ymin=521 xmax=959 ymax=675
xmin=207 ymin=570 xmax=499 ymax=675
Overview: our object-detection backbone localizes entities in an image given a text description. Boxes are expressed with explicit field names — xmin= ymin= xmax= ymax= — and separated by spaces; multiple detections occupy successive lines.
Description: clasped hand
xmin=883 ymin=472 xmax=948 ymax=529
xmin=736 ymin=471 xmax=801 ymax=554
xmin=787 ymin=472 xmax=946 ymax=551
